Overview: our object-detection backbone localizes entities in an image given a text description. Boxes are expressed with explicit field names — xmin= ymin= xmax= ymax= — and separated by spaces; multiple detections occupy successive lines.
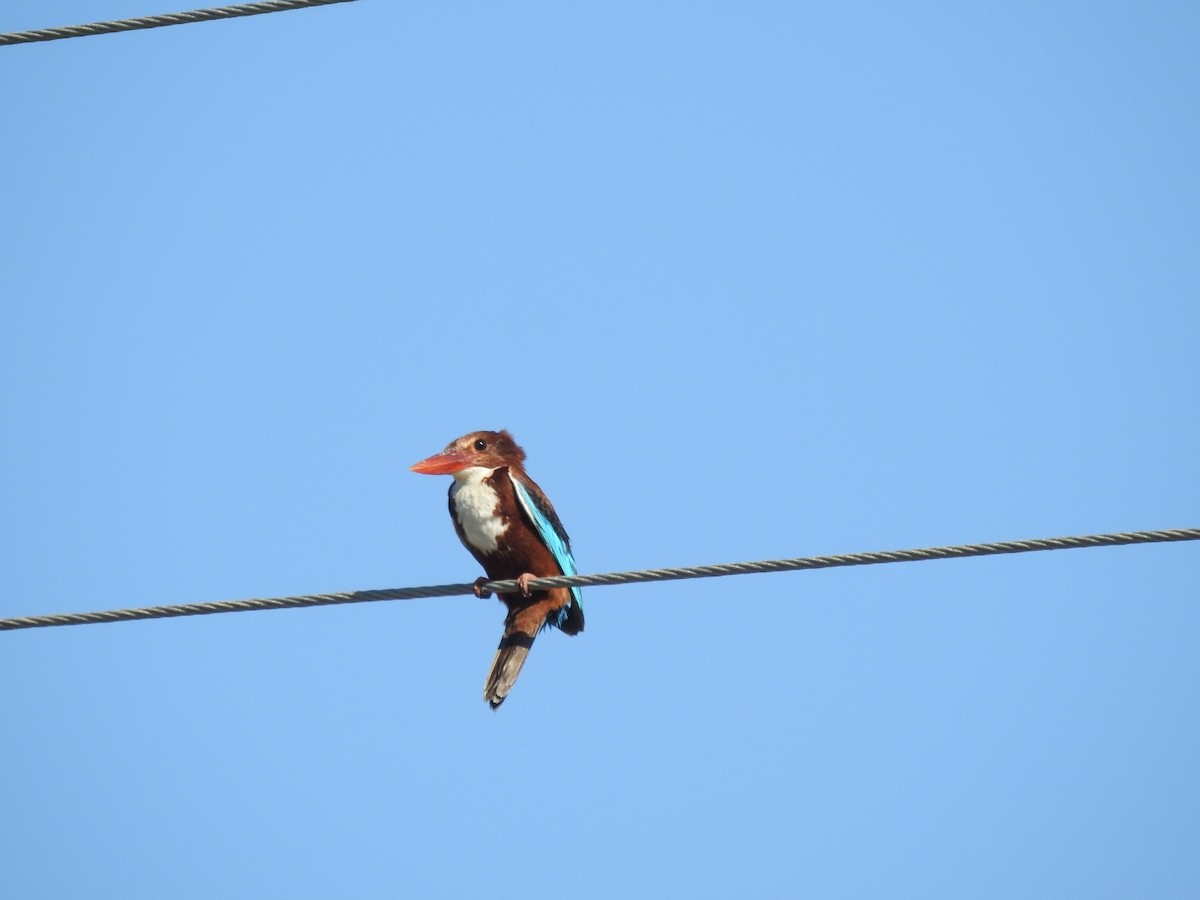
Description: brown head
xmin=409 ymin=430 xmax=527 ymax=475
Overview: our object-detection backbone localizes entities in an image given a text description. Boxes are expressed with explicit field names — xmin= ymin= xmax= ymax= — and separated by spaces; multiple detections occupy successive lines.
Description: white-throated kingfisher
xmin=410 ymin=430 xmax=584 ymax=709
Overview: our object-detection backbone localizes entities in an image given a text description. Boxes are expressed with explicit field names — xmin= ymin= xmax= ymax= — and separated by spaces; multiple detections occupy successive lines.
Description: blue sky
xmin=2 ymin=2 xmax=1198 ymax=897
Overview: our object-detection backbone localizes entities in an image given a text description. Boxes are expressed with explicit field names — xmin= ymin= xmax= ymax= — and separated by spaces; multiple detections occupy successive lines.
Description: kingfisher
xmin=410 ymin=430 xmax=584 ymax=709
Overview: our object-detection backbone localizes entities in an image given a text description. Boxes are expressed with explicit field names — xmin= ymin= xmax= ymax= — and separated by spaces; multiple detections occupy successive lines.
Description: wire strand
xmin=2 ymin=528 xmax=1196 ymax=632
xmin=0 ymin=0 xmax=357 ymax=46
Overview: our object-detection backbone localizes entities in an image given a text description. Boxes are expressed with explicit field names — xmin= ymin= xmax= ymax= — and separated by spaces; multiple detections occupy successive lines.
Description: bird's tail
xmin=484 ymin=630 xmax=536 ymax=710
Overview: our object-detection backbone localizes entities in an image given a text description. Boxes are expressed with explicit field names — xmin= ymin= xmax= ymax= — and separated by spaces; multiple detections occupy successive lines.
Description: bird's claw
xmin=516 ymin=573 xmax=535 ymax=598
xmin=473 ymin=577 xmax=492 ymax=599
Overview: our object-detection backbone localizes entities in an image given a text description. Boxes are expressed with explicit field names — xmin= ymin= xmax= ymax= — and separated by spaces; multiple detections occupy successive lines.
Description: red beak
xmin=410 ymin=449 xmax=472 ymax=475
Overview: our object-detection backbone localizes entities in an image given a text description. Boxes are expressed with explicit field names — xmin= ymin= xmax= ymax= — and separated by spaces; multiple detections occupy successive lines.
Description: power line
xmin=2 ymin=528 xmax=1196 ymax=633
xmin=0 ymin=0 xmax=358 ymax=46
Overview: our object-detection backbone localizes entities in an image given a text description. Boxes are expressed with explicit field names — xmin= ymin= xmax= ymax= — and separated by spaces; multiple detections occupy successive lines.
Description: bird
xmin=410 ymin=430 xmax=584 ymax=709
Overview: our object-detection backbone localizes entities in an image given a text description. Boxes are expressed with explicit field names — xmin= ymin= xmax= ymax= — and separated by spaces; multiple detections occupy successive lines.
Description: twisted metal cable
xmin=0 ymin=0 xmax=357 ymax=46
xmin=2 ymin=529 xmax=1196 ymax=632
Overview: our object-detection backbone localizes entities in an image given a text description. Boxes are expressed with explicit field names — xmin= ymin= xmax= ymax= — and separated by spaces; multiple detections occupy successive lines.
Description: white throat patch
xmin=449 ymin=466 xmax=508 ymax=554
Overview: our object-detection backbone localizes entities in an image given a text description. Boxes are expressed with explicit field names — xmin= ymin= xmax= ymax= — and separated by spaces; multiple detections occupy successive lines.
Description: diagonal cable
xmin=0 ymin=0 xmax=358 ymax=46
xmin=1 ymin=528 xmax=1196 ymax=632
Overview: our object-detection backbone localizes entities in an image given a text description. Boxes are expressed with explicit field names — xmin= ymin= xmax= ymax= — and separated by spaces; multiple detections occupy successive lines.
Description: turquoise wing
xmin=511 ymin=477 xmax=584 ymax=612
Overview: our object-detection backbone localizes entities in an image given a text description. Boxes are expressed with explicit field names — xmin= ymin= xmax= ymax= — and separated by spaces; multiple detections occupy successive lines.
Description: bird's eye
xmin=474 ymin=438 xmax=488 ymax=452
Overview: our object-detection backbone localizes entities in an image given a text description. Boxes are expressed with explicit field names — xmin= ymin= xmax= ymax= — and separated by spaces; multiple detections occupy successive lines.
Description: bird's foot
xmin=473 ymin=577 xmax=492 ymax=599
xmin=516 ymin=573 xmax=536 ymax=598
